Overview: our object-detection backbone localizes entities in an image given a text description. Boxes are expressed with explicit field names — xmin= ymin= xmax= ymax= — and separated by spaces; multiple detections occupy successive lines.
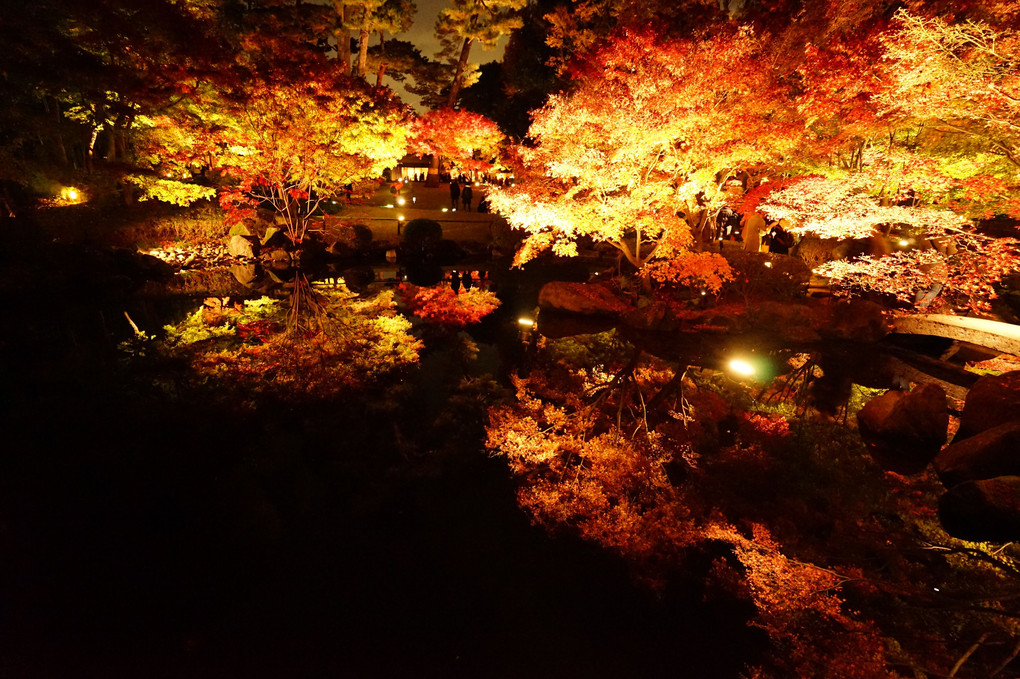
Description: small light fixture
xmin=384 ymin=204 xmax=394 ymax=208
xmin=764 ymin=261 xmax=773 ymax=268
xmin=518 ymin=317 xmax=535 ymax=328
xmin=728 ymin=359 xmax=755 ymax=376
xmin=397 ymin=197 xmax=406 ymax=205
xmin=441 ymin=208 xmax=448 ymax=212
xmin=899 ymin=238 xmax=910 ymax=247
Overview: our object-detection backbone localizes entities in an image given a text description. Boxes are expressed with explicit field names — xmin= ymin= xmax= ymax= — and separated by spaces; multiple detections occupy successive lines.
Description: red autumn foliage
xmin=397 ymin=283 xmax=500 ymax=326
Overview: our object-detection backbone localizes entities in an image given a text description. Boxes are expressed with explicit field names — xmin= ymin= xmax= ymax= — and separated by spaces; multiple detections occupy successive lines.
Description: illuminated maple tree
xmin=133 ymin=70 xmax=410 ymax=243
xmin=753 ymin=169 xmax=1020 ymax=313
xmin=488 ymin=28 xmax=802 ymax=276
xmin=407 ymin=108 xmax=504 ymax=173
xmin=880 ymin=10 xmax=1020 ymax=171
xmin=213 ymin=77 xmax=410 ymax=242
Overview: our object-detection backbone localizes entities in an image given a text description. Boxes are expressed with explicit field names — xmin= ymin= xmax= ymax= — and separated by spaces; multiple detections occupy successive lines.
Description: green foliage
xmin=126 ymin=175 xmax=216 ymax=206
xmin=153 ymin=285 xmax=421 ymax=404
xmin=540 ymin=330 xmax=630 ymax=370
xmin=163 ymin=297 xmax=279 ymax=346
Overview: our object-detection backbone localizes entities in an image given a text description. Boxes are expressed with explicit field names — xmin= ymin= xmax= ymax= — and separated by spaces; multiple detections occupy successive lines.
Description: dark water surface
xmin=1 ymin=246 xmax=763 ymax=678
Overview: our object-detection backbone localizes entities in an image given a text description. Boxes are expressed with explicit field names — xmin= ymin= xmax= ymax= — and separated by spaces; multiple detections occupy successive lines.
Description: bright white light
xmin=397 ymin=197 xmax=406 ymax=205
xmin=899 ymin=238 xmax=910 ymax=247
xmin=764 ymin=261 xmax=773 ymax=268
xmin=384 ymin=204 xmax=394 ymax=208
xmin=700 ymin=291 xmax=707 ymax=296
xmin=729 ymin=359 xmax=755 ymax=376
xmin=518 ymin=317 xmax=535 ymax=327
xmin=397 ymin=215 xmax=405 ymax=221
xmin=441 ymin=208 xmax=449 ymax=212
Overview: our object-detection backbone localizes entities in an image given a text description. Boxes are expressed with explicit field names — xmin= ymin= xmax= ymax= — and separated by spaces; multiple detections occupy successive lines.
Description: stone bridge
xmin=892 ymin=314 xmax=1020 ymax=357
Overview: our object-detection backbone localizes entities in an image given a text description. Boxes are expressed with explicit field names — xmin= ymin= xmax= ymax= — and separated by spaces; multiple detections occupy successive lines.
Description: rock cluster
xmin=933 ymin=371 xmax=1020 ymax=542
xmin=856 ymin=370 xmax=1020 ymax=542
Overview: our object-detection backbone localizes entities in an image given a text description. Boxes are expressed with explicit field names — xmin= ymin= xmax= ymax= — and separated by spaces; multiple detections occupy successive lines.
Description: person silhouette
xmin=461 ymin=184 xmax=473 ymax=211
xmin=451 ymin=269 xmax=461 ymax=293
xmin=449 ymin=179 xmax=461 ymax=209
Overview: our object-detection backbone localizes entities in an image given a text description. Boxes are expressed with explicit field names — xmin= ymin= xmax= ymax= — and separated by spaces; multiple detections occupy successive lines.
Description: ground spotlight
xmin=728 ymin=359 xmax=756 ymax=377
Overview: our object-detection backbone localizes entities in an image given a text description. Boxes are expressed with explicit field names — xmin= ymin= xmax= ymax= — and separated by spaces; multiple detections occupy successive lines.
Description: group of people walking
xmin=449 ymin=179 xmax=476 ymax=211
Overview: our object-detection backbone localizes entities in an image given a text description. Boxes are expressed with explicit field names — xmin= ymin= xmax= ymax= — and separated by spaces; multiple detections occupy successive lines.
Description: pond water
xmin=6 ymin=238 xmax=990 ymax=678
xmin=1 ymin=247 xmax=776 ymax=679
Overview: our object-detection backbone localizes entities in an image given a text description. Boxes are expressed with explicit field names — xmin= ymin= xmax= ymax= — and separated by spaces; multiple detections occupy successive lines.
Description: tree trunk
xmin=375 ymin=33 xmax=387 ymax=87
xmin=87 ymin=128 xmax=99 ymax=172
xmin=426 ymin=154 xmax=441 ymax=187
xmin=357 ymin=28 xmax=370 ymax=77
xmin=105 ymin=124 xmax=117 ymax=161
xmin=446 ymin=37 xmax=473 ymax=108
xmin=333 ymin=1 xmax=351 ymax=74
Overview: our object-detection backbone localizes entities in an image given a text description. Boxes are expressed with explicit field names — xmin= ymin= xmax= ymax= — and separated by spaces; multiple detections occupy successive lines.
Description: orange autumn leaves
xmin=398 ymin=283 xmax=501 ymax=326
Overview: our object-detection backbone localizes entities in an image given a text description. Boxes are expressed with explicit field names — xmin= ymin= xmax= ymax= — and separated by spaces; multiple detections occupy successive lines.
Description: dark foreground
xmin=0 ymin=238 xmax=762 ymax=678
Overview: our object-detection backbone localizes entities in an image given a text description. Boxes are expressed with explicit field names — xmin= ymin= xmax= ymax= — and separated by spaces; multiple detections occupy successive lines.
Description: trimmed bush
xmin=402 ymin=218 xmax=442 ymax=244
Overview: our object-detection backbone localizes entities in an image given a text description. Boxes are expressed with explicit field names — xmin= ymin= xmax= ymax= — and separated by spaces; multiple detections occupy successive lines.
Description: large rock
xmin=934 ymin=421 xmax=1020 ymax=487
xmin=857 ymin=383 xmax=948 ymax=474
xmin=537 ymin=281 xmax=633 ymax=316
xmin=956 ymin=371 xmax=1020 ymax=440
xmin=939 ymin=476 xmax=1020 ymax=542
xmin=227 ymin=234 xmax=259 ymax=258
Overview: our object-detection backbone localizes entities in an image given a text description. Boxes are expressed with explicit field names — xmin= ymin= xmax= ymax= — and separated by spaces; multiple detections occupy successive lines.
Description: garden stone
xmin=231 ymin=263 xmax=258 ymax=286
xmin=857 ymin=383 xmax=948 ymax=474
xmin=227 ymin=234 xmax=258 ymax=258
xmin=538 ymin=281 xmax=633 ymax=316
xmin=956 ymin=371 xmax=1020 ymax=440
xmin=934 ymin=420 xmax=1020 ymax=488
xmin=938 ymin=476 xmax=1020 ymax=542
